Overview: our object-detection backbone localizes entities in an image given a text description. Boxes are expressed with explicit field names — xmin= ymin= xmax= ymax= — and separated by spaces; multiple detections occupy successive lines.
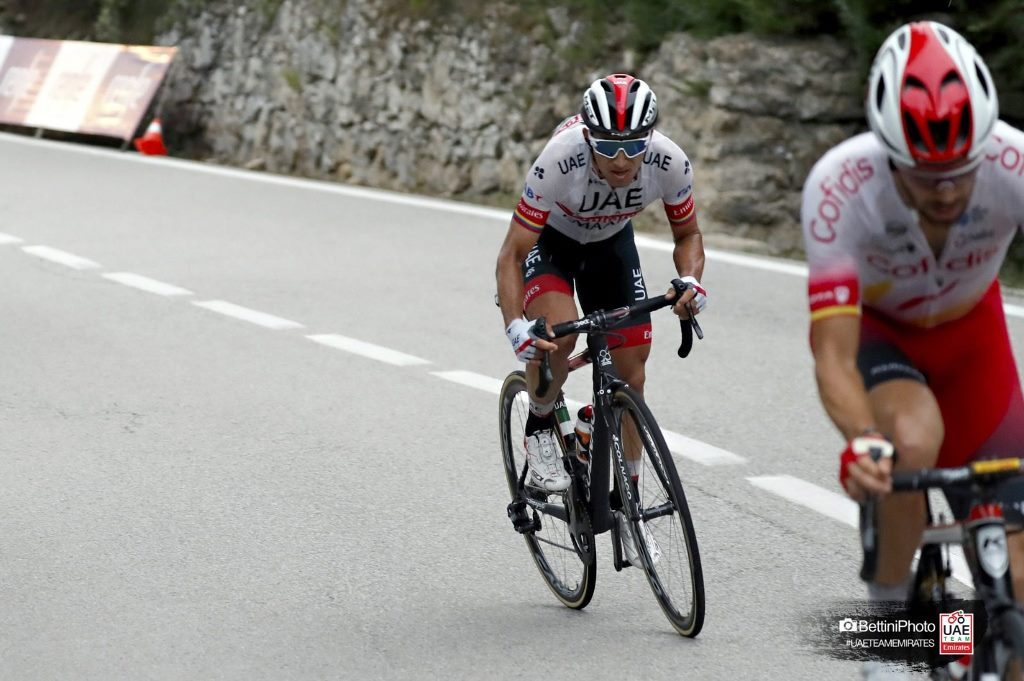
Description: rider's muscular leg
xmin=611 ymin=344 xmax=650 ymax=396
xmin=612 ymin=343 xmax=652 ymax=467
xmin=869 ymin=380 xmax=945 ymax=588
xmin=524 ymin=291 xmax=579 ymax=400
xmin=1007 ymin=533 xmax=1024 ymax=602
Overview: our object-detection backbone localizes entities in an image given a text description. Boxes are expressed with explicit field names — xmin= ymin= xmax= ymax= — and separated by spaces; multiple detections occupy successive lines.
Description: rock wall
xmin=157 ymin=0 xmax=864 ymax=254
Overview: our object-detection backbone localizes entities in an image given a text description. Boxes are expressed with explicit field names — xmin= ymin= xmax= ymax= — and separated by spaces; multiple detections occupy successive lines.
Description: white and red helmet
xmin=866 ymin=21 xmax=998 ymax=168
xmin=581 ymin=73 xmax=658 ymax=139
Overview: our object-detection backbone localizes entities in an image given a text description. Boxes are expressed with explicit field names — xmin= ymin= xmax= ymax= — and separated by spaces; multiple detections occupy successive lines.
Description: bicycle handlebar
xmin=533 ymin=279 xmax=703 ymax=398
xmin=859 ymin=457 xmax=1024 ymax=581
xmin=891 ymin=458 xmax=1024 ymax=491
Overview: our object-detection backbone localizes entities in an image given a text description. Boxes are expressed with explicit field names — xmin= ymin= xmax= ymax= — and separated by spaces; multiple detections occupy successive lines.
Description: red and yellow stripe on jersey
xmin=664 ymin=194 xmax=695 ymax=226
xmin=809 ymin=269 xmax=860 ymax=321
xmin=514 ymin=198 xmax=548 ymax=233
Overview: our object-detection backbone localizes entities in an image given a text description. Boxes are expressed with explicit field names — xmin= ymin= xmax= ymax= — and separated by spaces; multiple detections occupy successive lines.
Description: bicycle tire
xmin=611 ymin=386 xmax=705 ymax=637
xmin=499 ymin=371 xmax=596 ymax=610
xmin=986 ymin=607 xmax=1024 ymax=680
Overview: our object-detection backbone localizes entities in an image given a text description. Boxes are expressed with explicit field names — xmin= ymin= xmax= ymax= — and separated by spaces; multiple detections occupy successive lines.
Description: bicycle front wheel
xmin=986 ymin=606 xmax=1024 ymax=680
xmin=499 ymin=371 xmax=595 ymax=609
xmin=612 ymin=386 xmax=705 ymax=637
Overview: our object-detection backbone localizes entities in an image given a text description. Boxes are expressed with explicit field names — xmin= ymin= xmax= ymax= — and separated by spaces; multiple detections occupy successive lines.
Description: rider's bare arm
xmin=496 ymin=219 xmax=542 ymax=326
xmin=670 ymin=216 xmax=705 ymax=282
xmin=810 ymin=314 xmax=876 ymax=440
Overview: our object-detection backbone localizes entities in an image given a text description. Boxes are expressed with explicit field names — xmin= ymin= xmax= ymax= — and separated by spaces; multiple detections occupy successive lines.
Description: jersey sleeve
xmin=657 ymin=139 xmax=697 ymax=227
xmin=513 ymin=139 xmax=561 ymax=233
xmin=801 ymin=157 xmax=861 ymax=321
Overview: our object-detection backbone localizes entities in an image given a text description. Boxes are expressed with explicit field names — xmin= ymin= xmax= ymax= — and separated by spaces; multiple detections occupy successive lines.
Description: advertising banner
xmin=0 ymin=36 xmax=176 ymax=141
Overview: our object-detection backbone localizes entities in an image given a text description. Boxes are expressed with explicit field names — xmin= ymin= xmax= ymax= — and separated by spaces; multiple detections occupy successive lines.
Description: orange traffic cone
xmin=133 ymin=118 xmax=168 ymax=156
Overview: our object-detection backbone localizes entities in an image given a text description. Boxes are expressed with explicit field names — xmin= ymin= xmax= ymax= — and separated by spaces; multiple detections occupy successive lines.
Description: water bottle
xmin=553 ymin=397 xmax=576 ymax=452
xmin=574 ymin=405 xmax=594 ymax=463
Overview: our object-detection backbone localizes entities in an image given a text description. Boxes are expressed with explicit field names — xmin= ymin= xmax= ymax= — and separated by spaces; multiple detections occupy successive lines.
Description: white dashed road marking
xmin=432 ymin=370 xmax=505 ymax=394
xmin=307 ymin=334 xmax=431 ymax=366
xmin=22 ymin=245 xmax=100 ymax=270
xmin=103 ymin=272 xmax=193 ymax=296
xmin=192 ymin=300 xmax=305 ymax=330
xmin=748 ymin=474 xmax=858 ymax=527
xmin=0 ymin=232 xmax=23 ymax=244
xmin=661 ymin=430 xmax=749 ymax=466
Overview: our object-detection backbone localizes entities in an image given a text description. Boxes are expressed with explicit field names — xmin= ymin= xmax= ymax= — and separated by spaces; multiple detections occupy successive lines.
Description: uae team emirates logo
xmin=939 ymin=610 xmax=973 ymax=656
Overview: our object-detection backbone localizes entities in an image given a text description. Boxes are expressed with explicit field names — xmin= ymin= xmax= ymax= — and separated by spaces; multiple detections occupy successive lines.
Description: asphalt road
xmin=3 ymin=133 xmax=1023 ymax=680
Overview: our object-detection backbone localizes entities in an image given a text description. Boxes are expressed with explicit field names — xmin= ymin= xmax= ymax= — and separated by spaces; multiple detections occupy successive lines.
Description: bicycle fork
xmin=964 ymin=501 xmax=1016 ymax=675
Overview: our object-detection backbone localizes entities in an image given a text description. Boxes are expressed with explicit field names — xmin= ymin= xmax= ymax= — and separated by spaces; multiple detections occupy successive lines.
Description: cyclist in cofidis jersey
xmin=802 ymin=21 xmax=1024 ymax=612
xmin=495 ymin=74 xmax=707 ymax=562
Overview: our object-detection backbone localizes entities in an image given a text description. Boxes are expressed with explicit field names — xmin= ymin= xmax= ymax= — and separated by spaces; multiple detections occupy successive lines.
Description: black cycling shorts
xmin=521 ymin=223 xmax=652 ymax=347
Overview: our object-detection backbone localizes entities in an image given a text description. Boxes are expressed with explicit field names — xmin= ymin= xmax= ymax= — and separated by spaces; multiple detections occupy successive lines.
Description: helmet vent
xmin=875 ymin=79 xmax=886 ymax=111
xmin=904 ymin=76 xmax=926 ymax=92
xmin=897 ymin=31 xmax=907 ymax=50
xmin=941 ymin=71 xmax=962 ymax=89
xmin=904 ymin=112 xmax=928 ymax=153
xmin=975 ymin=61 xmax=991 ymax=97
xmin=956 ymin=107 xmax=972 ymax=146
xmin=928 ymin=119 xmax=950 ymax=151
xmin=936 ymin=26 xmax=951 ymax=44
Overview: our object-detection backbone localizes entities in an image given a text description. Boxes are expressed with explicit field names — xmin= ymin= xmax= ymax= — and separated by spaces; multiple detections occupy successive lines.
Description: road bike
xmin=860 ymin=457 xmax=1024 ymax=679
xmin=499 ymin=279 xmax=705 ymax=637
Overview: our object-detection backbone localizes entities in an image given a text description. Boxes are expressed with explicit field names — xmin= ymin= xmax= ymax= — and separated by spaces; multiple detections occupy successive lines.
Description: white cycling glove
xmin=506 ymin=318 xmax=540 ymax=363
xmin=679 ymin=275 xmax=708 ymax=313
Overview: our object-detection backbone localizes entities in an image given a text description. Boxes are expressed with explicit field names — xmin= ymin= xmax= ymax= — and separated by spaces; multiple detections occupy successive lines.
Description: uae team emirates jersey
xmin=802 ymin=121 xmax=1024 ymax=328
xmin=513 ymin=115 xmax=697 ymax=244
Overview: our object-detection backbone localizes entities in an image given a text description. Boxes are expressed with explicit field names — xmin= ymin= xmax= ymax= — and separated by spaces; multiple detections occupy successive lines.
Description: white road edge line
xmin=433 ymin=370 xmax=745 ymax=466
xmin=103 ymin=272 xmax=193 ymax=296
xmin=192 ymin=300 xmax=304 ymax=330
xmin=22 ymin=245 xmax=100 ymax=270
xmin=308 ymin=334 xmax=431 ymax=367
xmin=748 ymin=474 xmax=973 ymax=587
xmin=0 ymin=232 xmax=23 ymax=244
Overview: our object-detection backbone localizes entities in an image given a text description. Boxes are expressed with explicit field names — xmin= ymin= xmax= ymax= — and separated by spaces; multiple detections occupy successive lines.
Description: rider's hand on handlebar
xmin=839 ymin=432 xmax=895 ymax=501
xmin=667 ymin=276 xmax=708 ymax=318
xmin=506 ymin=318 xmax=557 ymax=365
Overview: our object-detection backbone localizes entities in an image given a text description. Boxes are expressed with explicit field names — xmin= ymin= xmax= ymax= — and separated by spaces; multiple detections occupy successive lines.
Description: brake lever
xmin=686 ymin=302 xmax=704 ymax=340
xmin=670 ymin=279 xmax=704 ymax=357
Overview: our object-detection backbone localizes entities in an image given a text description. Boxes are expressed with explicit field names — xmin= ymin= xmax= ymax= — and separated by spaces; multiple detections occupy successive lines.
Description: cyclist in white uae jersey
xmin=801 ymin=22 xmax=1024 ymax=663
xmin=512 ymin=114 xmax=698 ymax=244
xmin=495 ymin=74 xmax=707 ymax=563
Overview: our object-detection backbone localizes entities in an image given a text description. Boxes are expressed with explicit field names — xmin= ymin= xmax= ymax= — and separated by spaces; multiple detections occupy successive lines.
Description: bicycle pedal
xmin=507 ymin=500 xmax=540 ymax=534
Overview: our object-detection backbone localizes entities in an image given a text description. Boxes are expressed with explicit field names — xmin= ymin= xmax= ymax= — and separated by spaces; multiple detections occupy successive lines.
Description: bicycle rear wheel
xmin=499 ymin=371 xmax=596 ymax=609
xmin=612 ymin=386 xmax=705 ymax=637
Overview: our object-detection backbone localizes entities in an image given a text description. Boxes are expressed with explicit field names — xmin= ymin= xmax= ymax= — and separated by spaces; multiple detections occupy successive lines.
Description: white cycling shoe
xmin=616 ymin=510 xmax=662 ymax=566
xmin=524 ymin=429 xmax=571 ymax=493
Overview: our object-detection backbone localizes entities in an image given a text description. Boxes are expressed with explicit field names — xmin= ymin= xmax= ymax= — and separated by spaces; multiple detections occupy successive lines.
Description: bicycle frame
xmin=522 ymin=283 xmax=700 ymax=540
xmin=580 ymin=330 xmax=629 ymax=534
